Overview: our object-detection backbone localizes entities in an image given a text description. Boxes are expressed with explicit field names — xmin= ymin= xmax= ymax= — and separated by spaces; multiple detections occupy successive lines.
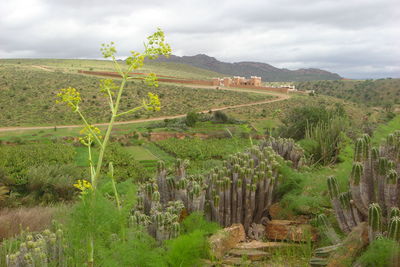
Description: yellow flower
xmin=79 ymin=125 xmax=102 ymax=146
xmin=99 ymin=79 xmax=119 ymax=96
xmin=73 ymin=179 xmax=92 ymax=194
xmin=56 ymin=87 xmax=81 ymax=111
xmin=146 ymin=92 xmax=161 ymax=111
xmin=144 ymin=73 xmax=159 ymax=88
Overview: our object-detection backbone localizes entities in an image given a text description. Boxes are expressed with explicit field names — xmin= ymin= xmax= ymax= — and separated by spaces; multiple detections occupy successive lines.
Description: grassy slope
xmin=0 ymin=59 xmax=224 ymax=80
xmin=0 ymin=62 xmax=272 ymax=126
xmin=295 ymin=79 xmax=400 ymax=107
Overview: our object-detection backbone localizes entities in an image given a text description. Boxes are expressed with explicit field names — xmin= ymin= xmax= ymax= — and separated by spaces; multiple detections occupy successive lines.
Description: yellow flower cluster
xmin=73 ymin=179 xmax=92 ymax=193
xmin=56 ymin=87 xmax=81 ymax=111
xmin=100 ymin=42 xmax=117 ymax=58
xmin=99 ymin=79 xmax=119 ymax=96
xmin=146 ymin=92 xmax=161 ymax=111
xmin=145 ymin=28 xmax=172 ymax=60
xmin=144 ymin=73 xmax=159 ymax=87
xmin=79 ymin=125 xmax=102 ymax=146
xmin=126 ymin=51 xmax=145 ymax=70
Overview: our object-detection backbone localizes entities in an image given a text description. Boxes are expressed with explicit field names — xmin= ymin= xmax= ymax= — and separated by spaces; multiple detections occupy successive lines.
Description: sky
xmin=0 ymin=0 xmax=399 ymax=79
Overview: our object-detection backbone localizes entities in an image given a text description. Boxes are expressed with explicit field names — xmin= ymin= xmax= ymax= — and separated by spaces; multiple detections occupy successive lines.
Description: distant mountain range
xmin=154 ymin=54 xmax=342 ymax=82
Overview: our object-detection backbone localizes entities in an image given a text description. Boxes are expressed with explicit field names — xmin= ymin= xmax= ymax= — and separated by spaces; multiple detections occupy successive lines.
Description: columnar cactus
xmin=260 ymin=137 xmax=305 ymax=168
xmin=327 ymin=131 xmax=400 ymax=241
xmin=133 ymin=143 xmax=285 ymax=239
xmin=388 ymin=216 xmax=400 ymax=242
xmin=368 ymin=203 xmax=382 ymax=242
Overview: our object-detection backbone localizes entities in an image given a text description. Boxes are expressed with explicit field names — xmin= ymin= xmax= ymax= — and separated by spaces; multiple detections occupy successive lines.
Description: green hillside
xmin=0 ymin=61 xmax=271 ymax=126
xmin=295 ymin=78 xmax=400 ymax=107
xmin=0 ymin=58 xmax=224 ymax=80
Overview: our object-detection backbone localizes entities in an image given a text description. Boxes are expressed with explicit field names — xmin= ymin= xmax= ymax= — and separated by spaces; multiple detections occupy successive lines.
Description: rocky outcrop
xmin=208 ymin=224 xmax=246 ymax=259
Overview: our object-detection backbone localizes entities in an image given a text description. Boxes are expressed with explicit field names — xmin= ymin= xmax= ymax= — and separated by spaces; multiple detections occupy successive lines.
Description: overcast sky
xmin=1 ymin=0 xmax=399 ymax=79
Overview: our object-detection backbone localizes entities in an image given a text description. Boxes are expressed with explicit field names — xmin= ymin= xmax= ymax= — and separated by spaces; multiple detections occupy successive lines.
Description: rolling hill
xmin=153 ymin=54 xmax=342 ymax=82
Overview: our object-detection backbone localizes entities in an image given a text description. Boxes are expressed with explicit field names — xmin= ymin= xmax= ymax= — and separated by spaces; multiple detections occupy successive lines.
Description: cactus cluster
xmin=260 ymin=137 xmax=305 ymax=169
xmin=6 ymin=225 xmax=66 ymax=267
xmin=132 ymin=144 xmax=284 ymax=239
xmin=327 ymin=131 xmax=400 ymax=242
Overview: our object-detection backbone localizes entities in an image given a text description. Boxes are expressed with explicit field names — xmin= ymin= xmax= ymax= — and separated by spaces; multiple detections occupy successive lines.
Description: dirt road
xmin=0 ymin=86 xmax=290 ymax=133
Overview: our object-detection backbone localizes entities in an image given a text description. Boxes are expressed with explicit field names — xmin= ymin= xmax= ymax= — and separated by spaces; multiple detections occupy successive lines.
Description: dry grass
xmin=0 ymin=206 xmax=59 ymax=240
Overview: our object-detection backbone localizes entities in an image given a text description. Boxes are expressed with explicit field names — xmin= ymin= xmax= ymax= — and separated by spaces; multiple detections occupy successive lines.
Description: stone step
xmin=228 ymin=248 xmax=269 ymax=261
xmin=222 ymin=257 xmax=251 ymax=266
xmin=236 ymin=240 xmax=300 ymax=251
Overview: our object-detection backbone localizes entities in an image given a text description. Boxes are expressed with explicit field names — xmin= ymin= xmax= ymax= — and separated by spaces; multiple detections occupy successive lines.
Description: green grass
xmin=123 ymin=146 xmax=158 ymax=161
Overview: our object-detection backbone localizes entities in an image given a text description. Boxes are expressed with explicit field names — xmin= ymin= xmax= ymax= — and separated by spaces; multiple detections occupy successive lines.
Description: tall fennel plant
xmin=57 ymin=29 xmax=171 ymax=266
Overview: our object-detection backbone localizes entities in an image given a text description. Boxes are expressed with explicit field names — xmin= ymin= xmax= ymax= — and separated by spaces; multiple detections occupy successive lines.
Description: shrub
xmin=358 ymin=238 xmax=400 ymax=267
xmin=185 ymin=111 xmax=198 ymax=127
xmin=25 ymin=164 xmax=81 ymax=203
xmin=164 ymin=230 xmax=210 ymax=267
xmin=302 ymin=116 xmax=348 ymax=165
xmin=212 ymin=110 xmax=229 ymax=123
xmin=279 ymin=105 xmax=342 ymax=140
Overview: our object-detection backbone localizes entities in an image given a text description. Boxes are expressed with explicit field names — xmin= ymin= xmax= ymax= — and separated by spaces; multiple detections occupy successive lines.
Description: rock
xmin=265 ymin=220 xmax=317 ymax=242
xmin=268 ymin=203 xmax=283 ymax=219
xmin=229 ymin=249 xmax=269 ymax=261
xmin=236 ymin=240 xmax=299 ymax=251
xmin=248 ymin=223 xmax=265 ymax=240
xmin=209 ymin=224 xmax=246 ymax=259
xmin=326 ymin=222 xmax=369 ymax=267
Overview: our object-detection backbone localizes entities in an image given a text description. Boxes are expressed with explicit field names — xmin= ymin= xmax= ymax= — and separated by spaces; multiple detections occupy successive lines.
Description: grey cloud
xmin=0 ymin=0 xmax=399 ymax=78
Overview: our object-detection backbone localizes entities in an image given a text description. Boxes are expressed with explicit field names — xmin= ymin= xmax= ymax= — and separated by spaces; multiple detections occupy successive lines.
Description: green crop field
xmin=123 ymin=146 xmax=158 ymax=161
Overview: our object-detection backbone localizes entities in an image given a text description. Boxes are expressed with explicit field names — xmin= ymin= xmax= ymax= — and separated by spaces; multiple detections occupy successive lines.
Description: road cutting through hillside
xmin=0 ymin=87 xmax=290 ymax=133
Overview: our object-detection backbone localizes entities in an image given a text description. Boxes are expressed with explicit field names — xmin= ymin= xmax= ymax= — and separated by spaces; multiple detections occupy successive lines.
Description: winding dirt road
xmin=0 ymin=86 xmax=290 ymax=133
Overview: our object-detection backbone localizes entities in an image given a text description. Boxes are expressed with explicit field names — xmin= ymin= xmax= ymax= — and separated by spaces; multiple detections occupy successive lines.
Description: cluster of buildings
xmin=212 ymin=76 xmax=262 ymax=87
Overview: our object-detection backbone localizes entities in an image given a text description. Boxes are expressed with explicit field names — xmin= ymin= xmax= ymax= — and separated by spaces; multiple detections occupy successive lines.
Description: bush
xmin=213 ymin=110 xmax=229 ymax=123
xmin=164 ymin=230 xmax=210 ymax=267
xmin=302 ymin=117 xmax=348 ymax=165
xmin=358 ymin=238 xmax=400 ymax=267
xmin=279 ymin=105 xmax=344 ymax=140
xmin=25 ymin=164 xmax=82 ymax=203
xmin=185 ymin=111 xmax=198 ymax=127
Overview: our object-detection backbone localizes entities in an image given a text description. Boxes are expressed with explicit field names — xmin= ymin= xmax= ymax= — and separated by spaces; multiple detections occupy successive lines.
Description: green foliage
xmin=185 ymin=111 xmax=198 ymax=127
xmin=303 ymin=116 xmax=348 ymax=165
xmin=25 ymin=164 xmax=82 ymax=203
xmin=279 ymin=104 xmax=344 ymax=140
xmin=164 ymin=230 xmax=210 ymax=267
xmin=97 ymin=230 xmax=166 ymax=267
xmin=180 ymin=212 xmax=220 ymax=235
xmin=64 ymin=192 xmax=124 ymax=265
xmin=0 ymin=143 xmax=75 ymax=186
xmin=156 ymin=137 xmax=251 ymax=161
xmin=296 ymin=79 xmax=400 ymax=107
xmin=103 ymin=143 xmax=148 ymax=182
xmin=358 ymin=238 xmax=400 ymax=267
xmin=212 ymin=110 xmax=229 ymax=123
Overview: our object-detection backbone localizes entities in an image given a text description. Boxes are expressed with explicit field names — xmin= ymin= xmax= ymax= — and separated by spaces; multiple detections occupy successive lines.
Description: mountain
xmin=154 ymin=54 xmax=342 ymax=82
